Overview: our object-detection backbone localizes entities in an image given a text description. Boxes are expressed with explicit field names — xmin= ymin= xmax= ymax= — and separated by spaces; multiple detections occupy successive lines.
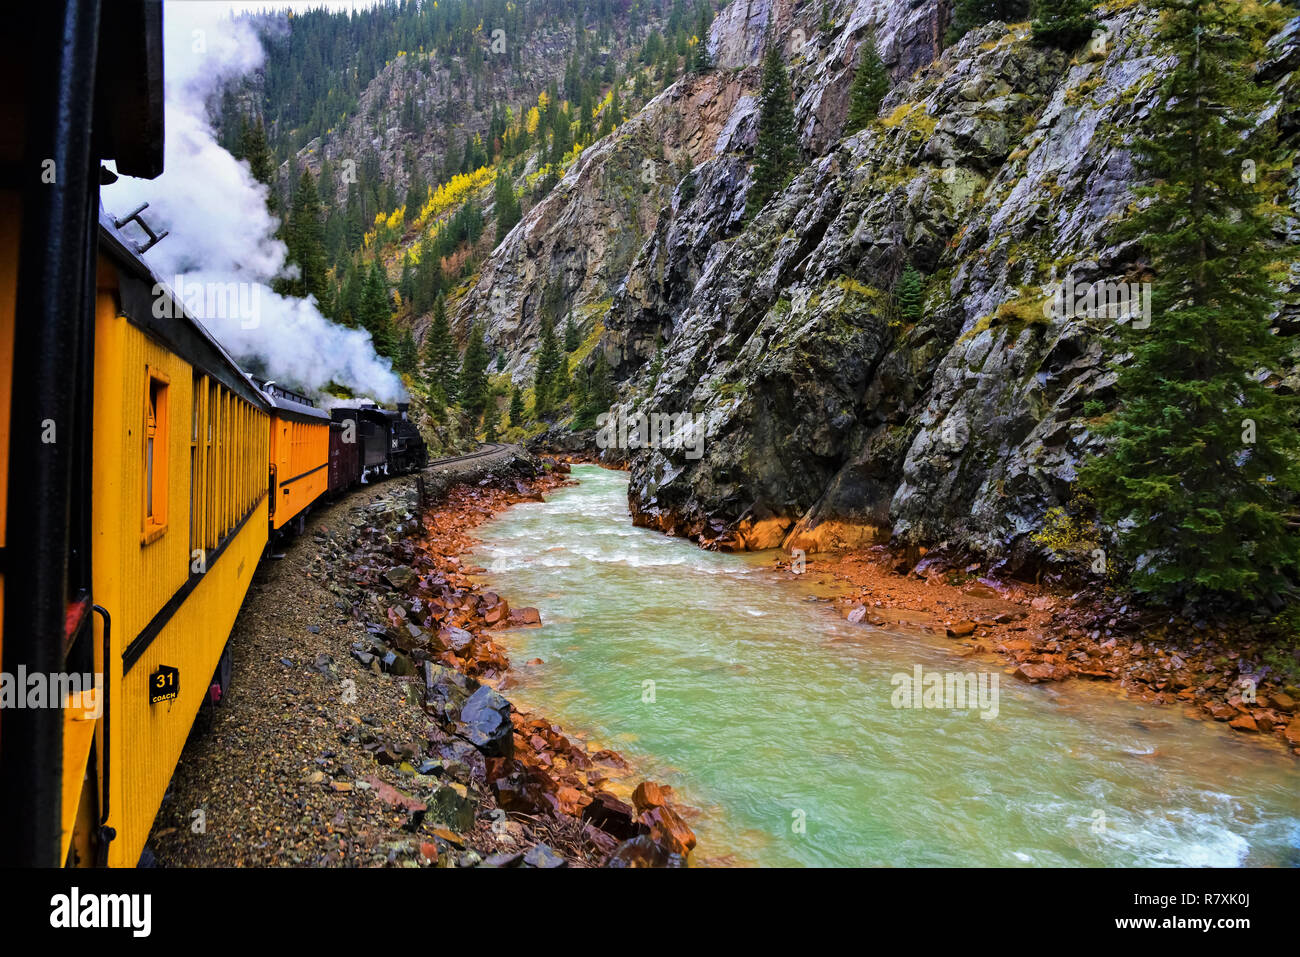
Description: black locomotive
xmin=328 ymin=401 xmax=429 ymax=494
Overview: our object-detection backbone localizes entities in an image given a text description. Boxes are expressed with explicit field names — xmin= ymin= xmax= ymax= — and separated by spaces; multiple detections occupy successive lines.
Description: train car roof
xmin=258 ymin=388 xmax=331 ymax=425
xmin=98 ymin=207 xmax=270 ymax=411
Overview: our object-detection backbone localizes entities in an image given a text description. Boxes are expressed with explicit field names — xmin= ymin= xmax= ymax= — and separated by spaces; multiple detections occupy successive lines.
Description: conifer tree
xmin=746 ymin=36 xmax=798 ymax=219
xmin=689 ymin=5 xmax=713 ymax=73
xmin=563 ymin=311 xmax=581 ymax=351
xmin=508 ymin=386 xmax=525 ymax=427
xmin=360 ymin=260 xmax=394 ymax=356
xmin=239 ymin=115 xmax=276 ymax=212
xmin=844 ymin=33 xmax=889 ymax=133
xmin=415 ymin=233 xmax=443 ymax=315
xmin=459 ymin=322 xmax=491 ymax=421
xmin=398 ymin=250 xmax=414 ymax=306
xmin=405 ymin=163 xmax=427 ymax=217
xmin=947 ymin=0 xmax=1030 ymax=46
xmin=895 ymin=264 xmax=925 ymax=323
xmin=286 ymin=169 xmax=328 ymax=302
xmin=494 ymin=169 xmax=522 ymax=243
xmin=1078 ymin=0 xmax=1300 ymax=604
xmin=532 ymin=315 xmax=563 ymax=416
xmin=1031 ymin=0 xmax=1098 ymax=49
xmin=422 ymin=294 xmax=459 ymax=403
xmin=395 ymin=327 xmax=417 ymax=375
xmin=574 ymin=349 xmax=615 ymax=430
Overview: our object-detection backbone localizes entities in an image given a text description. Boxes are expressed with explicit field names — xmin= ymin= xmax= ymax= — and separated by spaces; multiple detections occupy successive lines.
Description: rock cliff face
xmin=282 ymin=22 xmax=655 ymax=208
xmin=452 ymin=67 xmax=760 ymax=371
xmin=457 ymin=1 xmax=1300 ymax=571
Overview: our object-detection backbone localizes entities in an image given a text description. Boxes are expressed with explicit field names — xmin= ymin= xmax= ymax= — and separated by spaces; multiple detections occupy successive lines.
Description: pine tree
xmin=508 ymin=387 xmax=525 ymax=427
xmin=844 ymin=33 xmax=889 ymax=133
xmin=494 ymin=169 xmax=521 ymax=243
xmin=286 ymin=169 xmax=328 ymax=302
xmin=414 ymin=233 xmax=443 ymax=315
xmin=405 ymin=163 xmax=427 ymax=217
xmin=574 ymin=349 xmax=615 ymax=430
xmin=239 ymin=115 xmax=276 ymax=211
xmin=395 ymin=327 xmax=417 ymax=374
xmin=689 ymin=5 xmax=714 ymax=73
xmin=746 ymin=36 xmax=798 ymax=219
xmin=947 ymin=0 xmax=1030 ymax=46
xmin=398 ymin=250 xmax=415 ymax=306
xmin=459 ymin=322 xmax=491 ymax=421
xmin=554 ymin=353 xmax=571 ymax=403
xmin=422 ymin=294 xmax=459 ymax=403
xmin=360 ymin=260 xmax=394 ymax=356
xmin=1032 ymin=0 xmax=1098 ymax=49
xmin=563 ymin=311 xmax=581 ymax=351
xmin=483 ymin=399 xmax=499 ymax=441
xmin=532 ymin=315 xmax=564 ymax=417
xmin=895 ymin=264 xmax=925 ymax=323
xmin=1078 ymin=0 xmax=1300 ymax=604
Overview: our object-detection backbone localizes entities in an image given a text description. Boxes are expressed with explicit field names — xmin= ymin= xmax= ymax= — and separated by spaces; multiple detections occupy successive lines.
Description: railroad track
xmin=425 ymin=442 xmax=515 ymax=469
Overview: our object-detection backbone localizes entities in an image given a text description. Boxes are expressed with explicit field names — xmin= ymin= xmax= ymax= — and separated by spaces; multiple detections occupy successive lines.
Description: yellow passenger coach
xmin=0 ymin=0 xmax=340 ymax=867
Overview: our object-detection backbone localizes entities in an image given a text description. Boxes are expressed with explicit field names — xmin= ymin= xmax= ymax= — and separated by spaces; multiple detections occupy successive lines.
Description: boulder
xmin=581 ymin=791 xmax=638 ymax=840
xmin=457 ymin=685 xmax=514 ymax=758
xmin=383 ymin=565 xmax=417 ymax=589
xmin=607 ymin=835 xmax=687 ymax=868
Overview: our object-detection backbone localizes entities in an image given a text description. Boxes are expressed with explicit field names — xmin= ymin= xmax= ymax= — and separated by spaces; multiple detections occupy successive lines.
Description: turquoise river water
xmin=467 ymin=465 xmax=1300 ymax=867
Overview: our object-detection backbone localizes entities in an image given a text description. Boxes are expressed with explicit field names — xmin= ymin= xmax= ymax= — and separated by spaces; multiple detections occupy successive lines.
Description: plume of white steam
xmin=103 ymin=1 xmax=405 ymax=402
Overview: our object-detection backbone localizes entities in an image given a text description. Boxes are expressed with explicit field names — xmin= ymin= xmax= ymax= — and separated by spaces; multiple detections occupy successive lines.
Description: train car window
xmin=143 ymin=368 xmax=169 ymax=544
xmin=190 ymin=373 xmax=203 ymax=557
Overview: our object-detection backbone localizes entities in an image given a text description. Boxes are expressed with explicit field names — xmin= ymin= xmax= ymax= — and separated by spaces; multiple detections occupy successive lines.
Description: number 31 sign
xmin=150 ymin=665 xmax=179 ymax=704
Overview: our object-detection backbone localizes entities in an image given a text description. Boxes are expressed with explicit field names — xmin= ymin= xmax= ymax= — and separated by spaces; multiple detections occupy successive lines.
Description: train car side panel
xmin=91 ymin=289 xmax=270 ymax=867
xmin=328 ymin=419 xmax=360 ymax=495
xmin=269 ymin=413 xmax=329 ymax=530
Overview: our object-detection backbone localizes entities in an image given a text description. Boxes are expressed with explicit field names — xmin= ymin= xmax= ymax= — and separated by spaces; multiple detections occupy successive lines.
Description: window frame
xmin=142 ymin=365 xmax=170 ymax=545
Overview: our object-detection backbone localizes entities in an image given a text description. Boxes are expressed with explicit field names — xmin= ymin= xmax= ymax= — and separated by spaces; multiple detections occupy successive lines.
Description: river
xmin=467 ymin=465 xmax=1300 ymax=867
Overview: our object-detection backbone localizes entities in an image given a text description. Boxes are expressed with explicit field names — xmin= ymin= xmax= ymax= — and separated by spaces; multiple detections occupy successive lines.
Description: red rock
xmin=1283 ymin=722 xmax=1300 ymax=747
xmin=946 ymin=621 xmax=977 ymax=638
xmin=1228 ymin=715 xmax=1258 ymax=733
xmin=1015 ymin=662 xmax=1060 ymax=683
xmin=1206 ymin=701 xmax=1236 ymax=721
xmin=516 ymin=607 xmax=542 ymax=625
xmin=363 ymin=775 xmax=426 ymax=812
xmin=631 ymin=781 xmax=668 ymax=813
xmin=1271 ymin=691 xmax=1296 ymax=713
xmin=638 ymin=805 xmax=696 ymax=857
xmin=591 ymin=749 xmax=628 ymax=769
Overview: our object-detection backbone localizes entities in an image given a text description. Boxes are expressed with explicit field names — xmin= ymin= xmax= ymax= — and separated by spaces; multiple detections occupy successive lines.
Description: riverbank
xmin=147 ymin=447 xmax=695 ymax=867
xmin=799 ymin=545 xmax=1300 ymax=756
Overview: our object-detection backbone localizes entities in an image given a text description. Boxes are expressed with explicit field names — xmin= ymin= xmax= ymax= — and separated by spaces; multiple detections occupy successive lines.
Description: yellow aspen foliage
xmin=417 ymin=164 xmax=496 ymax=226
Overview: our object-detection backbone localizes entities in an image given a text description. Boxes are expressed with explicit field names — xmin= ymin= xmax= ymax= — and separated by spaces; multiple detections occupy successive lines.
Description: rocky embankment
xmin=148 ymin=447 xmax=697 ymax=867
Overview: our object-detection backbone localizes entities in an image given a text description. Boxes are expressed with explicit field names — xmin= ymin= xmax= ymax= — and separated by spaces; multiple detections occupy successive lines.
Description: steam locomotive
xmin=328 ymin=402 xmax=429 ymax=494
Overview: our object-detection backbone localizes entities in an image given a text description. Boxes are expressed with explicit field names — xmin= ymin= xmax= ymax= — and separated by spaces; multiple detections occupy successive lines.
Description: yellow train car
xmin=80 ymin=217 xmax=273 ymax=867
xmin=261 ymin=383 xmax=331 ymax=533
xmin=0 ymin=1 xmax=170 ymax=867
xmin=0 ymin=1 xmax=398 ymax=868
